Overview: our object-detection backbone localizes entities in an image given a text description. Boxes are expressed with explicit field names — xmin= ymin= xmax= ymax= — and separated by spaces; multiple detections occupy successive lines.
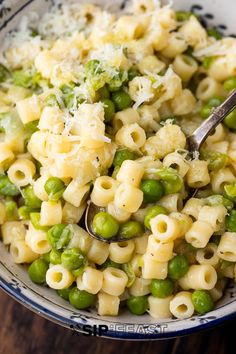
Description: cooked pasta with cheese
xmin=1 ymin=0 xmax=236 ymax=319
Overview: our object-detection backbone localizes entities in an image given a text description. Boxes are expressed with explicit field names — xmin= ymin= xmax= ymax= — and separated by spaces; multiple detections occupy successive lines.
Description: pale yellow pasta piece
xmin=114 ymin=16 xmax=145 ymax=41
xmin=1 ymin=221 xmax=26 ymax=245
xmin=33 ymin=174 xmax=50 ymax=202
xmin=179 ymin=15 xmax=207 ymax=47
xmin=129 ymin=277 xmax=151 ymax=296
xmin=46 ymin=265 xmax=74 ymax=290
xmin=138 ymin=55 xmax=166 ymax=75
xmin=107 ymin=202 xmax=131 ymax=223
xmin=146 ymin=234 xmax=174 ymax=261
xmin=116 ymin=160 xmax=144 ymax=187
xmin=38 ymin=106 xmax=64 ymax=134
xmin=35 ymin=50 xmax=57 ymax=79
xmin=16 ymin=95 xmax=41 ymax=124
xmin=142 ymin=253 xmax=168 ymax=279
xmin=109 ymin=241 xmax=135 ymax=264
xmin=161 ymin=32 xmax=187 ymax=58
xmin=170 ymin=89 xmax=196 ymax=116
xmin=68 ymin=224 xmax=93 ymax=254
xmin=102 ymin=267 xmax=128 ymax=296
xmin=148 ymin=295 xmax=173 ymax=319
xmin=198 ymin=205 xmax=227 ymax=232
xmin=172 ymin=54 xmax=198 ymax=82
xmin=211 ymin=168 xmax=235 ymax=193
xmin=113 ymin=108 xmax=140 ymax=132
xmin=115 ymin=123 xmax=146 ymax=151
xmin=209 ymin=279 xmax=227 ymax=302
xmin=196 ymin=243 xmax=219 ymax=266
xmin=40 ymin=201 xmax=62 ymax=226
xmin=25 ymin=227 xmax=51 ymax=255
xmin=46 ymin=134 xmax=72 ymax=154
xmin=158 ymin=193 xmax=183 ymax=213
xmin=170 ymin=291 xmax=194 ymax=319
xmin=63 ymin=181 xmax=90 ymax=208
xmin=163 ymin=152 xmax=189 ymax=177
xmin=87 ymin=239 xmax=109 ymax=265
xmin=196 ymin=77 xmax=225 ymax=101
xmin=169 ymin=212 xmax=193 ymax=237
xmin=182 ymin=198 xmax=204 ymax=220
xmin=114 ymin=183 xmax=143 ymax=213
xmin=217 ymin=232 xmax=236 ymax=262
xmin=150 ymin=214 xmax=181 ymax=242
xmin=91 ymin=176 xmax=118 ymax=207
xmin=76 ymin=267 xmax=103 ymax=294
xmin=10 ymin=239 xmax=39 ymax=264
xmin=62 ymin=203 xmax=86 ymax=224
xmin=97 ymin=292 xmax=120 ymax=316
xmin=187 ymin=160 xmax=210 ymax=188
xmin=7 ymin=158 xmax=36 ymax=187
xmin=134 ymin=234 xmax=148 ymax=254
xmin=179 ymin=265 xmax=217 ymax=290
xmin=185 ymin=220 xmax=214 ymax=248
xmin=0 ymin=143 xmax=14 ymax=170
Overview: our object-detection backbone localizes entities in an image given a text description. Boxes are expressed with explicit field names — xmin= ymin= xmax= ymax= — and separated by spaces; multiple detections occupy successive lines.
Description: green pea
xmin=72 ymin=266 xmax=86 ymax=277
xmin=226 ymin=210 xmax=236 ymax=232
xmin=126 ymin=295 xmax=148 ymax=315
xmin=156 ymin=167 xmax=183 ymax=195
xmin=175 ymin=11 xmax=192 ymax=22
xmin=69 ymin=287 xmax=96 ymax=310
xmin=144 ymin=205 xmax=168 ymax=230
xmin=204 ymin=194 xmax=234 ymax=211
xmin=108 ymin=70 xmax=128 ymax=92
xmin=202 ymin=56 xmax=216 ymax=70
xmin=200 ymin=150 xmax=228 ymax=171
xmin=28 ymin=259 xmax=49 ymax=284
xmin=140 ymin=179 xmax=164 ymax=203
xmin=111 ymin=166 xmax=119 ymax=180
xmin=18 ymin=206 xmax=36 ymax=220
xmin=208 ymin=97 xmax=224 ymax=107
xmin=128 ymin=67 xmax=140 ymax=81
xmin=57 ymin=287 xmax=73 ymax=301
xmin=99 ymin=258 xmax=121 ymax=269
xmin=120 ymin=263 xmax=135 ymax=287
xmin=22 ymin=186 xmax=42 ymax=208
xmin=41 ymin=252 xmax=51 ymax=264
xmin=61 ymin=248 xmax=85 ymax=270
xmin=45 ymin=94 xmax=60 ymax=107
xmin=12 ymin=70 xmax=32 ymax=88
xmin=92 ymin=212 xmax=119 ymax=239
xmin=207 ymin=27 xmax=222 ymax=40
xmin=24 ymin=120 xmax=39 ymax=134
xmin=168 ymin=255 xmax=189 ymax=280
xmin=150 ymin=279 xmax=174 ymax=298
xmin=119 ymin=221 xmax=144 ymax=239
xmin=44 ymin=177 xmax=65 ymax=201
xmin=112 ymin=90 xmax=133 ymax=111
xmin=0 ymin=175 xmax=20 ymax=196
xmin=47 ymin=224 xmax=72 ymax=250
xmin=60 ymin=83 xmax=75 ymax=94
xmin=5 ymin=199 xmax=18 ymax=220
xmin=30 ymin=212 xmax=49 ymax=231
xmin=224 ymin=109 xmax=236 ymax=129
xmin=113 ymin=149 xmax=135 ymax=167
xmin=0 ymin=63 xmax=10 ymax=83
xmin=224 ymin=182 xmax=236 ymax=202
xmin=85 ymin=59 xmax=103 ymax=76
xmin=192 ymin=290 xmax=214 ymax=314
xmin=96 ymin=85 xmax=110 ymax=100
xmin=101 ymin=99 xmax=115 ymax=123
xmin=224 ymin=76 xmax=236 ymax=91
xmin=49 ymin=249 xmax=62 ymax=264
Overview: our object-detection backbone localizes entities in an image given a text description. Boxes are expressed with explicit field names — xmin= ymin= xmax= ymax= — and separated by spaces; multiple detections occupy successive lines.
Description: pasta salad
xmin=1 ymin=0 xmax=236 ymax=319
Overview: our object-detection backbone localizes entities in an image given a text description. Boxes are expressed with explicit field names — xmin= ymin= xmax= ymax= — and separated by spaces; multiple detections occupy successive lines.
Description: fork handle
xmin=187 ymin=89 xmax=236 ymax=152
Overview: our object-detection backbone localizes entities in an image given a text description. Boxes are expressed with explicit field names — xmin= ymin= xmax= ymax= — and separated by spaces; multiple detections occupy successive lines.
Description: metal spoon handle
xmin=187 ymin=89 xmax=236 ymax=152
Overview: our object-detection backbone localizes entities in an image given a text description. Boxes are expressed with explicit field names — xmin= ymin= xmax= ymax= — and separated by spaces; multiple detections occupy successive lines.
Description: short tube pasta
xmin=217 ymin=232 xmax=236 ymax=262
xmin=179 ymin=264 xmax=217 ymax=290
xmin=76 ymin=266 xmax=103 ymax=294
xmin=10 ymin=240 xmax=39 ymax=264
xmin=97 ymin=292 xmax=120 ymax=316
xmin=46 ymin=265 xmax=74 ymax=289
xmin=8 ymin=159 xmax=36 ymax=187
xmin=148 ymin=295 xmax=173 ymax=319
xmin=114 ymin=183 xmax=143 ymax=213
xmin=150 ymin=214 xmax=181 ymax=242
xmin=185 ymin=220 xmax=214 ymax=248
xmin=91 ymin=176 xmax=117 ymax=207
xmin=169 ymin=291 xmax=194 ymax=319
xmin=102 ymin=267 xmax=128 ymax=296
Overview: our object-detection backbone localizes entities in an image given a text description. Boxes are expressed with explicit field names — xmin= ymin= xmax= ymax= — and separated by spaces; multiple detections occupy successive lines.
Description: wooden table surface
xmin=0 ymin=288 xmax=235 ymax=354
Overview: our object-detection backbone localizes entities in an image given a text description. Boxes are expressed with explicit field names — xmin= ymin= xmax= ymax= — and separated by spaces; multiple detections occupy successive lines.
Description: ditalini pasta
xmin=1 ymin=0 xmax=236 ymax=319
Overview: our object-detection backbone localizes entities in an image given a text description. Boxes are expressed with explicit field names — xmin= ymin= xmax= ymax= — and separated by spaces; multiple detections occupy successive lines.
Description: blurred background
xmin=0 ymin=289 xmax=235 ymax=354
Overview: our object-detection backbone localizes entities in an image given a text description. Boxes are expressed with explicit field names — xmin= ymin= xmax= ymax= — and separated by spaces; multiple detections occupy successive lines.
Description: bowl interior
xmin=0 ymin=0 xmax=236 ymax=340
